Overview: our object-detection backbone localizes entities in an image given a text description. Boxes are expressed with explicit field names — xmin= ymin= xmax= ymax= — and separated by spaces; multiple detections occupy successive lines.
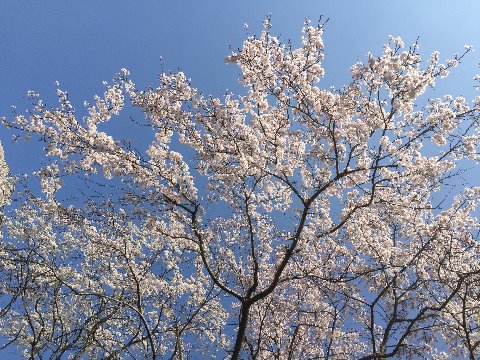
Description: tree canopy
xmin=1 ymin=19 xmax=480 ymax=359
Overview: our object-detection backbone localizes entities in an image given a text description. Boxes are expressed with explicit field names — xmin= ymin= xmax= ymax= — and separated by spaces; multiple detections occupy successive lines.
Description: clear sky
xmin=1 ymin=1 xmax=480 ymax=358
xmin=1 ymin=0 xmax=480 ymax=172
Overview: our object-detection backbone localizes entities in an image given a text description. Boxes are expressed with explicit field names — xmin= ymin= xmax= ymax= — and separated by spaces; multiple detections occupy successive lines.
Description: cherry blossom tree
xmin=2 ymin=19 xmax=480 ymax=359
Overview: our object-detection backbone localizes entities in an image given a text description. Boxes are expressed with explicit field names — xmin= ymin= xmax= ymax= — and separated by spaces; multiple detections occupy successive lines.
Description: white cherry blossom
xmin=1 ymin=21 xmax=480 ymax=359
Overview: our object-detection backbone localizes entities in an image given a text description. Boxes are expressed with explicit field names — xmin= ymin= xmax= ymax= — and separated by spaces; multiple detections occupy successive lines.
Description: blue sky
xmin=1 ymin=0 xmax=480 ymax=172
xmin=1 ymin=1 xmax=480 ymax=358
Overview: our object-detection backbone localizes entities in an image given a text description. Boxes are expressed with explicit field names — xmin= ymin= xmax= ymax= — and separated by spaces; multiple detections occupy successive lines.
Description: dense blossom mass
xmin=0 ymin=143 xmax=11 ymax=209
xmin=2 ymin=19 xmax=480 ymax=359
